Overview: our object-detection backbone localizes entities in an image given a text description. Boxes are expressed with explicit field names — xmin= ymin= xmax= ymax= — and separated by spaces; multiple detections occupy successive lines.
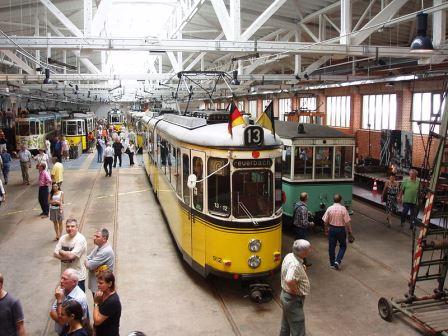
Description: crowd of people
xmin=1 ymin=219 xmax=121 ymax=336
xmin=0 ymin=122 xmax=141 ymax=336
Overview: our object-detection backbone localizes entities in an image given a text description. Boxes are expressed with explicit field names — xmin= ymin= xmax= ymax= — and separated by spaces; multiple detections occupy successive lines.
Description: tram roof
xmin=150 ymin=114 xmax=282 ymax=148
xmin=275 ymin=121 xmax=354 ymax=140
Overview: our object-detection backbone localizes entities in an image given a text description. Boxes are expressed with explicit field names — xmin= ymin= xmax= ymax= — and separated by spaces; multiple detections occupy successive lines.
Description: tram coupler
xmin=248 ymin=283 xmax=273 ymax=304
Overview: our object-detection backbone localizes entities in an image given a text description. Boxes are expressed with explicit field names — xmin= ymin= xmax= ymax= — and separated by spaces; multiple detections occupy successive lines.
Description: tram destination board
xmin=233 ymin=158 xmax=272 ymax=169
xmin=244 ymin=126 xmax=264 ymax=146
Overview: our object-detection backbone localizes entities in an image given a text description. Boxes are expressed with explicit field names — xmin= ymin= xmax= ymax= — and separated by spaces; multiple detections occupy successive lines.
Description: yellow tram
xmin=108 ymin=109 xmax=125 ymax=133
xmin=61 ymin=112 xmax=96 ymax=151
xmin=142 ymin=111 xmax=283 ymax=281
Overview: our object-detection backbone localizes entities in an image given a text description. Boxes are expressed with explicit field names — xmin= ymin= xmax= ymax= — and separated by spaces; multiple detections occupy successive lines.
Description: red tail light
xmin=282 ymin=191 xmax=286 ymax=204
xmin=233 ymin=274 xmax=240 ymax=280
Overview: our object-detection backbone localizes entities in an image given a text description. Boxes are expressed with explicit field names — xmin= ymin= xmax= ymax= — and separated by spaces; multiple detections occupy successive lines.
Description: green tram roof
xmin=275 ymin=121 xmax=354 ymax=140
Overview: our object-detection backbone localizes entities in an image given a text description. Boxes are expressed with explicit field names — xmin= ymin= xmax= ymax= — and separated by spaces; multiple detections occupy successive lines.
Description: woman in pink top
xmin=38 ymin=163 xmax=52 ymax=218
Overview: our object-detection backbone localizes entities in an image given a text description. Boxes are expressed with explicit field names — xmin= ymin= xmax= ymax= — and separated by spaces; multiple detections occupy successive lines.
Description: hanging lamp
xmin=410 ymin=12 xmax=434 ymax=52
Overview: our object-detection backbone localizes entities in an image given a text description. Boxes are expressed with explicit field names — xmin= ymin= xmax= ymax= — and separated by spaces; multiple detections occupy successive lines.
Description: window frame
xmin=361 ymin=94 xmax=397 ymax=131
xmin=326 ymin=95 xmax=351 ymax=128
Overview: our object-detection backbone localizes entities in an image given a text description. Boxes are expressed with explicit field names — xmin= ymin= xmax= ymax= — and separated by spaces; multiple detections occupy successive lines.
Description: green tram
xmin=276 ymin=121 xmax=355 ymax=224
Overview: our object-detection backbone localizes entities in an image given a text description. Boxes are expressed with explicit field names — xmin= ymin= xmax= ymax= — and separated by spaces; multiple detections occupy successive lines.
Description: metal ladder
xmin=407 ymin=95 xmax=448 ymax=300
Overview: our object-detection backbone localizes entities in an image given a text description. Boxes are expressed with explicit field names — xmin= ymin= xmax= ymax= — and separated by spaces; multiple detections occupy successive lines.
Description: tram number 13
xmin=244 ymin=126 xmax=264 ymax=146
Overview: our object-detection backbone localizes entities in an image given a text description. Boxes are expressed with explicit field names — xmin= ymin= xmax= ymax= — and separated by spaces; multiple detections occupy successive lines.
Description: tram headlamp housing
xmin=248 ymin=255 xmax=261 ymax=269
xmin=248 ymin=239 xmax=262 ymax=252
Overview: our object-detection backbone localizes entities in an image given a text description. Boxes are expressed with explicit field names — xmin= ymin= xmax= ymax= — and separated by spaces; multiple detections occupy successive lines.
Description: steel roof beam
xmin=351 ymin=0 xmax=409 ymax=45
xmin=240 ymin=0 xmax=288 ymax=41
xmin=39 ymin=0 xmax=84 ymax=37
xmin=0 ymin=50 xmax=35 ymax=74
xmin=0 ymin=36 xmax=444 ymax=58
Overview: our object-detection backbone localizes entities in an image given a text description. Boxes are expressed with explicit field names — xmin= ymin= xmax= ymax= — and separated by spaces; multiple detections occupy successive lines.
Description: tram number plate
xmin=244 ymin=126 xmax=264 ymax=146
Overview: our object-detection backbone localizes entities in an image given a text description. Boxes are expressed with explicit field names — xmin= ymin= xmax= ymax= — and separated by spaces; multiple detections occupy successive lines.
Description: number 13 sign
xmin=244 ymin=126 xmax=264 ymax=146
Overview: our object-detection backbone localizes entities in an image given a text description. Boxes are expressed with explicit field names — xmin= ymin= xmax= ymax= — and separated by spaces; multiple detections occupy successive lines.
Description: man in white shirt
xmin=103 ymin=143 xmax=114 ymax=177
xmin=54 ymin=218 xmax=88 ymax=291
xmin=49 ymin=268 xmax=89 ymax=335
xmin=17 ymin=144 xmax=32 ymax=185
xmin=279 ymin=239 xmax=311 ymax=336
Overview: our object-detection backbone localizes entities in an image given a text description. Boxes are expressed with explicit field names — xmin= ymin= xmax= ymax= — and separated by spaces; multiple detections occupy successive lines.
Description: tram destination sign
xmin=233 ymin=159 xmax=272 ymax=169
xmin=244 ymin=126 xmax=264 ymax=146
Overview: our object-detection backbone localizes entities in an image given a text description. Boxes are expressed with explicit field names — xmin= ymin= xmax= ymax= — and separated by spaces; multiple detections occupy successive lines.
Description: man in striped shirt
xmin=322 ymin=193 xmax=352 ymax=270
xmin=279 ymin=239 xmax=311 ymax=336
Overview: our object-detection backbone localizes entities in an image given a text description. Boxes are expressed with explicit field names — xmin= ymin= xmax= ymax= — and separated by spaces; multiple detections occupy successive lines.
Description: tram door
xmin=181 ymin=149 xmax=192 ymax=256
xmin=191 ymin=150 xmax=206 ymax=267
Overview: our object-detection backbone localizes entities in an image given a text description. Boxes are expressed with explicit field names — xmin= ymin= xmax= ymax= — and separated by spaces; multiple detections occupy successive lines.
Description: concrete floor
xmin=0 ymin=152 xmax=437 ymax=335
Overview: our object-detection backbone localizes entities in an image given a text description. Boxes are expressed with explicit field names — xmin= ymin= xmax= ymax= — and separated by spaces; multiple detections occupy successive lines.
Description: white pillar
xmin=433 ymin=0 xmax=446 ymax=47
xmin=340 ymin=0 xmax=351 ymax=45
xmin=84 ymin=0 xmax=92 ymax=36
xmin=62 ymin=50 xmax=67 ymax=74
xmin=230 ymin=0 xmax=241 ymax=40
xmin=47 ymin=32 xmax=52 ymax=59
xmin=295 ymin=30 xmax=302 ymax=75
xmin=34 ymin=16 xmax=40 ymax=68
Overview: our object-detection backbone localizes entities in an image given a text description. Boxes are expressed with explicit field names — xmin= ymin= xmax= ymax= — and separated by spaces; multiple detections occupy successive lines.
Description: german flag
xmin=227 ymin=102 xmax=245 ymax=136
xmin=256 ymin=101 xmax=275 ymax=135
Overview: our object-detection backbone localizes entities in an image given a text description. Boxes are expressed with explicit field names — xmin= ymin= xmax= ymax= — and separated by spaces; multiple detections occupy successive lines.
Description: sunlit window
xmin=326 ymin=96 xmax=351 ymax=128
xmin=299 ymin=97 xmax=317 ymax=111
xmin=249 ymin=100 xmax=257 ymax=119
xmin=362 ymin=94 xmax=397 ymax=130
xmin=278 ymin=98 xmax=291 ymax=121
xmin=412 ymin=93 xmax=445 ymax=134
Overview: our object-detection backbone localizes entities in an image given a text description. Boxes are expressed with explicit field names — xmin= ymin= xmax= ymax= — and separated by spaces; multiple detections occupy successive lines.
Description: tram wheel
xmin=378 ymin=297 xmax=394 ymax=322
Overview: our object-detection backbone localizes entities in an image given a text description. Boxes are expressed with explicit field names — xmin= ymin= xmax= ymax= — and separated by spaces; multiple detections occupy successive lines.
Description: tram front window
xmin=335 ymin=146 xmax=354 ymax=179
xmin=282 ymin=146 xmax=292 ymax=179
xmin=294 ymin=147 xmax=313 ymax=179
xmin=232 ymin=170 xmax=273 ymax=218
xmin=315 ymin=146 xmax=333 ymax=179
xmin=111 ymin=116 xmax=120 ymax=123
xmin=30 ymin=121 xmax=39 ymax=135
xmin=17 ymin=122 xmax=30 ymax=136
xmin=208 ymin=158 xmax=230 ymax=217
xmin=66 ymin=122 xmax=78 ymax=135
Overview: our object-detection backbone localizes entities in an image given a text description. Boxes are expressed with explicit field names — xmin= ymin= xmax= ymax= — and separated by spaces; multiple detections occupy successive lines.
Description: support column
xmin=294 ymin=30 xmax=302 ymax=76
xmin=62 ymin=50 xmax=67 ymax=74
xmin=433 ymin=0 xmax=446 ymax=47
xmin=34 ymin=16 xmax=40 ymax=69
xmin=340 ymin=0 xmax=351 ymax=45
xmin=84 ymin=0 xmax=92 ymax=36
xmin=230 ymin=0 xmax=241 ymax=40
xmin=319 ymin=14 xmax=326 ymax=41
xmin=47 ymin=32 xmax=52 ymax=60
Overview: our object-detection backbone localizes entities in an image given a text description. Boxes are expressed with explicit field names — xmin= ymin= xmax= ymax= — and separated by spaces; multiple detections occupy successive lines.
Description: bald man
xmin=50 ymin=268 xmax=89 ymax=336
xmin=0 ymin=273 xmax=26 ymax=336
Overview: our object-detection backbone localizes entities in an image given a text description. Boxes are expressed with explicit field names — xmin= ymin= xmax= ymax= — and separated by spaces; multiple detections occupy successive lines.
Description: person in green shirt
xmin=398 ymin=169 xmax=420 ymax=229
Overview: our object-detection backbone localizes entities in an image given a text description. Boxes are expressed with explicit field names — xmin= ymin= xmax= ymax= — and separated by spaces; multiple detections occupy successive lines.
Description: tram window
xmin=170 ymin=146 xmax=177 ymax=188
xmin=77 ymin=121 xmax=83 ymax=134
xmin=159 ymin=139 xmax=167 ymax=174
xmin=232 ymin=170 xmax=273 ymax=218
xmin=315 ymin=146 xmax=334 ymax=179
xmin=294 ymin=147 xmax=313 ymax=180
xmin=30 ymin=121 xmax=38 ymax=135
xmin=275 ymin=157 xmax=282 ymax=212
xmin=282 ymin=146 xmax=292 ymax=179
xmin=335 ymin=146 xmax=354 ymax=179
xmin=192 ymin=157 xmax=204 ymax=212
xmin=207 ymin=158 xmax=230 ymax=217
xmin=166 ymin=143 xmax=172 ymax=182
xmin=182 ymin=154 xmax=190 ymax=205
xmin=111 ymin=116 xmax=120 ymax=123
xmin=66 ymin=122 xmax=77 ymax=135
xmin=176 ymin=149 xmax=182 ymax=197
xmin=18 ymin=122 xmax=30 ymax=136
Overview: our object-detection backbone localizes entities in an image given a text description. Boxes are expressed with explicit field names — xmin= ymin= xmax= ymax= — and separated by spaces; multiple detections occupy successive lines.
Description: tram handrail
xmin=237 ymin=201 xmax=259 ymax=227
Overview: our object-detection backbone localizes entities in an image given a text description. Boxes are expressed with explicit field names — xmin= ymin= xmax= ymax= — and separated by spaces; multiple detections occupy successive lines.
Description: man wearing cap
xmin=279 ymin=239 xmax=311 ymax=336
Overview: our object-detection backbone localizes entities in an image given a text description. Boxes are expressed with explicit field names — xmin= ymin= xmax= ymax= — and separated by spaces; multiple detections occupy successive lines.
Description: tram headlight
xmin=248 ymin=255 xmax=261 ymax=269
xmin=248 ymin=239 xmax=262 ymax=252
